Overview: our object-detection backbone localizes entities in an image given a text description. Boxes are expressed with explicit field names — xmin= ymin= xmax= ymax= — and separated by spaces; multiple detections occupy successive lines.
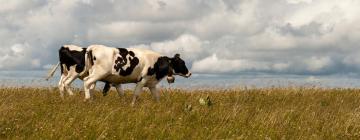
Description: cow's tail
xmin=45 ymin=62 xmax=60 ymax=81
xmin=80 ymin=50 xmax=94 ymax=76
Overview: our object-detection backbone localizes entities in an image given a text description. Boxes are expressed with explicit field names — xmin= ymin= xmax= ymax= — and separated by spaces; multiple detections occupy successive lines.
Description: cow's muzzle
xmin=176 ymin=72 xmax=192 ymax=78
xmin=184 ymin=72 xmax=192 ymax=78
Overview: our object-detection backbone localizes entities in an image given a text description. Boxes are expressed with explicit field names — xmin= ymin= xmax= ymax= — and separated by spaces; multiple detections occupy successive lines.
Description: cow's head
xmin=170 ymin=54 xmax=191 ymax=78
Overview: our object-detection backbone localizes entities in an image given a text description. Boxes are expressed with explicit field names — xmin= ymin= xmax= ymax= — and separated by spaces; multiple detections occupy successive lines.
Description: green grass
xmin=1 ymin=87 xmax=360 ymax=139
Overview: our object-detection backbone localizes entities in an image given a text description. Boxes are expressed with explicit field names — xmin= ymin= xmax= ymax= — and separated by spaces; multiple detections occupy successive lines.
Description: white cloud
xmin=305 ymin=56 xmax=332 ymax=72
xmin=0 ymin=43 xmax=40 ymax=70
xmin=11 ymin=43 xmax=25 ymax=55
xmin=249 ymin=27 xmax=296 ymax=49
xmin=142 ymin=34 xmax=203 ymax=61
xmin=287 ymin=0 xmax=312 ymax=4
xmin=0 ymin=0 xmax=360 ymax=76
xmin=191 ymin=54 xmax=270 ymax=74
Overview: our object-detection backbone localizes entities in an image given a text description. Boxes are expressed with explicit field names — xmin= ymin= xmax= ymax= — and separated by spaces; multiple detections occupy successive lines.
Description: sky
xmin=1 ymin=0 xmax=360 ymax=76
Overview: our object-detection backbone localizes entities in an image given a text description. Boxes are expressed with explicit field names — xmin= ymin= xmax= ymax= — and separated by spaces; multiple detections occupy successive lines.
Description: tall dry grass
xmin=1 ymin=87 xmax=360 ymax=139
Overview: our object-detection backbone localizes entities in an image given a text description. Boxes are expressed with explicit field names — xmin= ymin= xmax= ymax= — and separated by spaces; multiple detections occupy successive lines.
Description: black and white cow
xmin=83 ymin=45 xmax=191 ymax=105
xmin=46 ymin=45 xmax=123 ymax=97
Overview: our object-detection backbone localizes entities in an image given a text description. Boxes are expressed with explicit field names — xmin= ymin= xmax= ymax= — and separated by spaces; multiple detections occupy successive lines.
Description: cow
xmin=83 ymin=45 xmax=191 ymax=105
xmin=46 ymin=45 xmax=123 ymax=98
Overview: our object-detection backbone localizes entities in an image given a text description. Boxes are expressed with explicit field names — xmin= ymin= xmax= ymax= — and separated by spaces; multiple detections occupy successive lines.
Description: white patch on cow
xmin=63 ymin=45 xmax=83 ymax=51
xmin=122 ymin=55 xmax=132 ymax=71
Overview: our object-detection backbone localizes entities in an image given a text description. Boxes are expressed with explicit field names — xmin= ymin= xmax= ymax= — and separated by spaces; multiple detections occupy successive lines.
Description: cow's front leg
xmin=84 ymin=81 xmax=92 ymax=101
xmin=131 ymin=83 xmax=144 ymax=106
xmin=84 ymin=81 xmax=96 ymax=101
xmin=90 ymin=82 xmax=96 ymax=91
xmin=149 ymin=86 xmax=159 ymax=102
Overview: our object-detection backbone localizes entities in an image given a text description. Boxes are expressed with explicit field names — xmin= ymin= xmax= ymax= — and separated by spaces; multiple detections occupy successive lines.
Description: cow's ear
xmin=174 ymin=54 xmax=180 ymax=58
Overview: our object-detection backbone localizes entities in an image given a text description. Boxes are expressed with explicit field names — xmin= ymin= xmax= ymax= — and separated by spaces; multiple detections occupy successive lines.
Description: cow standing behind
xmin=83 ymin=45 xmax=191 ymax=105
xmin=46 ymin=45 xmax=123 ymax=97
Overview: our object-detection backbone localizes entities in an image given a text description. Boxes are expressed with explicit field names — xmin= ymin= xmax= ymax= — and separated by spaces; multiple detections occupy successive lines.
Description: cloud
xmin=304 ymin=56 xmax=333 ymax=72
xmin=191 ymin=54 xmax=270 ymax=74
xmin=132 ymin=34 xmax=204 ymax=62
xmin=287 ymin=0 xmax=313 ymax=4
xmin=0 ymin=43 xmax=35 ymax=69
xmin=0 ymin=0 xmax=360 ymax=77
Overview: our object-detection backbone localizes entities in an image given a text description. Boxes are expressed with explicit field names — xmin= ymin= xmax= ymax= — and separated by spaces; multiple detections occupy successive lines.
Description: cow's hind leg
xmin=63 ymin=73 xmax=79 ymax=96
xmin=102 ymin=82 xmax=111 ymax=96
xmin=58 ymin=74 xmax=66 ymax=98
xmin=84 ymin=73 xmax=107 ymax=101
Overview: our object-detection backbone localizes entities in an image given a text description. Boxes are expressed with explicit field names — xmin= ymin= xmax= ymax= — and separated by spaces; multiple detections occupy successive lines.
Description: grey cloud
xmin=279 ymin=22 xmax=327 ymax=37
xmin=72 ymin=0 xmax=214 ymax=22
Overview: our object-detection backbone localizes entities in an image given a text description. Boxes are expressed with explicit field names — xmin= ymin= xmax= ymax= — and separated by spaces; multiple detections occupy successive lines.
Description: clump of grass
xmin=1 ymin=87 xmax=360 ymax=139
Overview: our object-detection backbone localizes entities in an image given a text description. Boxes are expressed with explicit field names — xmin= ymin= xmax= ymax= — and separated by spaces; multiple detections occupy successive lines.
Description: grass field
xmin=1 ymin=87 xmax=360 ymax=139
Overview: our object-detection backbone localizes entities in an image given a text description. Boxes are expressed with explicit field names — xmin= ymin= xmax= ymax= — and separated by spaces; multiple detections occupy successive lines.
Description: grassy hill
xmin=1 ymin=87 xmax=360 ymax=139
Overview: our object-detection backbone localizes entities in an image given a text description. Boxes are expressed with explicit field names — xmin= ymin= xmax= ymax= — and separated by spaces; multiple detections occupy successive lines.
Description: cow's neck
xmin=166 ymin=57 xmax=175 ymax=77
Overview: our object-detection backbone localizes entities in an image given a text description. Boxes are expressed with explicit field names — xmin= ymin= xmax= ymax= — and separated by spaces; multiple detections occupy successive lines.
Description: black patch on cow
xmin=147 ymin=67 xmax=155 ymax=75
xmin=88 ymin=50 xmax=94 ymax=66
xmin=114 ymin=48 xmax=139 ymax=76
xmin=118 ymin=48 xmax=128 ymax=58
xmin=114 ymin=57 xmax=125 ymax=71
xmin=59 ymin=46 xmax=86 ymax=74
xmin=147 ymin=57 xmax=171 ymax=80
xmin=170 ymin=54 xmax=189 ymax=75
xmin=129 ymin=51 xmax=135 ymax=57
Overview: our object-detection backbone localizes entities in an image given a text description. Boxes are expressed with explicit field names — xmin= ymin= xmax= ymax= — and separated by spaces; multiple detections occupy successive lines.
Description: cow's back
xmin=127 ymin=48 xmax=162 ymax=70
